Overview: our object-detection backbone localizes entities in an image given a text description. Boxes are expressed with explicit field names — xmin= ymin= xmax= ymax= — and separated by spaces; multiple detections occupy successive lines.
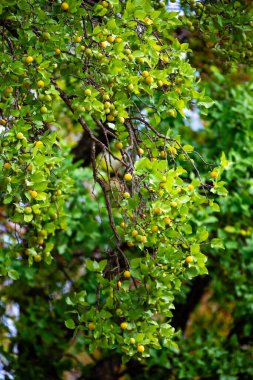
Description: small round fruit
xmin=137 ymin=345 xmax=145 ymax=353
xmin=4 ymin=162 xmax=11 ymax=170
xmin=120 ymin=222 xmax=125 ymax=228
xmin=123 ymin=270 xmax=131 ymax=279
xmin=120 ymin=322 xmax=128 ymax=329
xmin=102 ymin=0 xmax=109 ymax=8
xmin=103 ymin=94 xmax=110 ymax=101
xmin=0 ymin=119 xmax=7 ymax=125
xmin=169 ymin=109 xmax=176 ymax=117
xmin=158 ymin=80 xmax=164 ymax=87
xmin=107 ymin=35 xmax=115 ymax=43
xmin=55 ymin=48 xmax=61 ymax=55
xmin=101 ymin=41 xmax=108 ymax=49
xmin=164 ymin=217 xmax=171 ymax=225
xmin=115 ymin=37 xmax=122 ymax=43
xmin=170 ymin=201 xmax=177 ymax=208
xmin=61 ymin=2 xmax=69 ymax=10
xmin=145 ymin=76 xmax=154 ymax=84
xmin=85 ymin=89 xmax=92 ymax=96
xmin=40 ymin=106 xmax=48 ymax=114
xmin=132 ymin=230 xmax=138 ymax=237
xmin=144 ymin=17 xmax=153 ymax=25
xmin=117 ymin=281 xmax=122 ymax=287
xmin=45 ymin=95 xmax=52 ymax=102
xmin=124 ymin=173 xmax=132 ymax=181
xmin=124 ymin=192 xmax=130 ymax=199
xmin=118 ymin=116 xmax=125 ymax=124
xmin=37 ymin=80 xmax=45 ymax=88
xmin=81 ymin=45 xmax=85 ymax=51
xmin=30 ymin=190 xmax=38 ymax=199
xmin=88 ymin=322 xmax=95 ymax=331
xmin=152 ymin=225 xmax=158 ymax=233
xmin=154 ymin=207 xmax=162 ymax=215
xmin=127 ymin=84 xmax=134 ymax=92
xmin=25 ymin=56 xmax=34 ymax=63
xmin=130 ymin=338 xmax=136 ymax=344
xmin=138 ymin=57 xmax=145 ymax=64
xmin=127 ymin=241 xmax=135 ymax=247
xmin=107 ymin=114 xmax=114 ymax=121
xmin=211 ymin=171 xmax=218 ymax=179
xmin=142 ymin=71 xmax=149 ymax=77
xmin=138 ymin=148 xmax=144 ymax=155
xmin=115 ymin=142 xmax=123 ymax=150
xmin=75 ymin=36 xmax=82 ymax=43
xmin=141 ymin=236 xmax=147 ymax=243
xmin=4 ymin=86 xmax=13 ymax=94
xmin=35 ymin=141 xmax=44 ymax=148
xmin=27 ymin=164 xmax=33 ymax=171
xmin=24 ymin=207 xmax=32 ymax=214
xmin=16 ymin=132 xmax=24 ymax=140
xmin=188 ymin=184 xmax=194 ymax=191
xmin=34 ymin=255 xmax=42 ymax=262
xmin=185 ymin=256 xmax=194 ymax=264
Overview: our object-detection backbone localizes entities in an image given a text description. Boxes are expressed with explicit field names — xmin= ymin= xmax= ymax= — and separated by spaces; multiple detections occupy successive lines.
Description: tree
xmin=0 ymin=1 xmax=252 ymax=379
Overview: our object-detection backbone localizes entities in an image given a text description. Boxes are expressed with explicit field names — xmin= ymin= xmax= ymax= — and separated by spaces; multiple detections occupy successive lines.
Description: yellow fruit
xmin=81 ymin=45 xmax=85 ymax=51
xmin=118 ymin=116 xmax=125 ymax=124
xmin=37 ymin=80 xmax=45 ymax=88
xmin=124 ymin=192 xmax=130 ymax=199
xmin=37 ymin=238 xmax=44 ymax=245
xmin=102 ymin=0 xmax=109 ymax=8
xmin=142 ymin=70 xmax=149 ymax=78
xmin=144 ymin=17 xmax=153 ymax=25
xmin=127 ymin=241 xmax=135 ymax=247
xmin=55 ymin=48 xmax=61 ymax=55
xmin=120 ymin=222 xmax=126 ymax=228
xmin=211 ymin=171 xmax=218 ymax=179
xmin=115 ymin=142 xmax=123 ymax=150
xmin=141 ymin=236 xmax=147 ymax=243
xmin=128 ymin=54 xmax=134 ymax=61
xmin=161 ymin=54 xmax=169 ymax=63
xmin=27 ymin=164 xmax=33 ymax=171
xmin=160 ymin=151 xmax=166 ymax=157
xmin=35 ymin=141 xmax=44 ymax=148
xmin=101 ymin=41 xmax=108 ymax=49
xmin=75 ymin=36 xmax=82 ymax=43
xmin=107 ymin=35 xmax=115 ymax=43
xmin=137 ymin=345 xmax=145 ymax=353
xmin=85 ymin=89 xmax=92 ymax=96
xmin=123 ymin=270 xmax=131 ymax=279
xmin=115 ymin=37 xmax=122 ymax=43
xmin=188 ymin=184 xmax=194 ymax=191
xmin=152 ymin=225 xmax=158 ymax=233
xmin=132 ymin=230 xmax=138 ymax=237
xmin=4 ymin=86 xmax=13 ymax=94
xmin=125 ymin=49 xmax=131 ymax=55
xmin=25 ymin=56 xmax=34 ymax=63
xmin=61 ymin=2 xmax=69 ymax=11
xmin=170 ymin=147 xmax=177 ymax=155
xmin=154 ymin=207 xmax=162 ymax=215
xmin=88 ymin=322 xmax=95 ymax=330
xmin=185 ymin=256 xmax=194 ymax=264
xmin=170 ymin=201 xmax=177 ymax=208
xmin=159 ymin=182 xmax=166 ymax=188
xmin=158 ymin=80 xmax=164 ymax=87
xmin=107 ymin=114 xmax=114 ymax=121
xmin=34 ymin=255 xmax=42 ymax=262
xmin=164 ymin=217 xmax=171 ymax=225
xmin=30 ymin=190 xmax=38 ymax=199
xmin=16 ymin=132 xmax=24 ymax=139
xmin=130 ymin=337 xmax=136 ymax=344
xmin=4 ymin=162 xmax=11 ymax=170
xmin=117 ymin=281 xmax=122 ymax=287
xmin=138 ymin=148 xmax=144 ymax=155
xmin=0 ymin=119 xmax=7 ymax=125
xmin=124 ymin=173 xmax=132 ymax=181
xmin=145 ymin=76 xmax=154 ymax=85
xmin=120 ymin=322 xmax=128 ymax=329
xmin=138 ymin=57 xmax=145 ymax=64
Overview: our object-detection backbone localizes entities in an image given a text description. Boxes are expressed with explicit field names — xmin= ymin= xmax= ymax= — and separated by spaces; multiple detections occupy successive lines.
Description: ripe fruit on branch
xmin=120 ymin=322 xmax=128 ymax=329
xmin=154 ymin=207 xmax=162 ymax=215
xmin=37 ymin=80 xmax=45 ymax=88
xmin=170 ymin=201 xmax=177 ymax=208
xmin=4 ymin=162 xmax=11 ymax=170
xmin=25 ymin=56 xmax=34 ymax=63
xmin=85 ymin=89 xmax=92 ymax=96
xmin=16 ymin=132 xmax=24 ymax=140
xmin=61 ymin=2 xmax=69 ymax=11
xmin=88 ymin=322 xmax=95 ymax=330
xmin=30 ymin=190 xmax=38 ymax=199
xmin=211 ymin=171 xmax=218 ymax=179
xmin=124 ymin=173 xmax=132 ymax=181
xmin=185 ymin=256 xmax=194 ymax=264
xmin=123 ymin=192 xmax=130 ymax=199
xmin=115 ymin=142 xmax=123 ymax=150
xmin=123 ymin=270 xmax=131 ymax=278
xmin=137 ymin=345 xmax=145 ymax=353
